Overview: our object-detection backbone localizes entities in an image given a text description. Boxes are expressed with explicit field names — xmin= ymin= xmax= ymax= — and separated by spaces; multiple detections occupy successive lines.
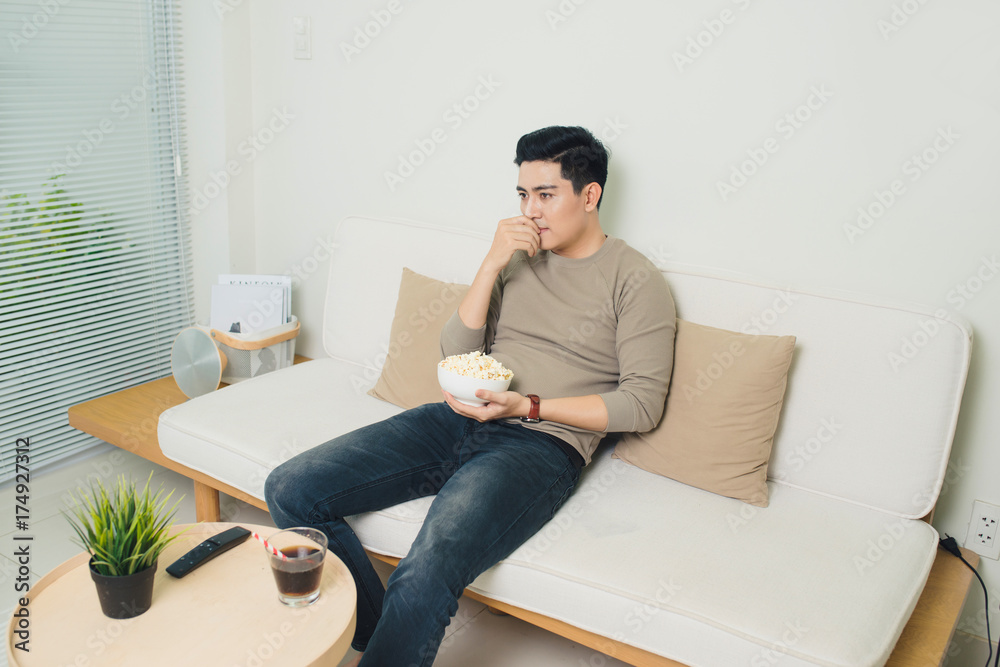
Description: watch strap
xmin=521 ymin=394 xmax=540 ymax=423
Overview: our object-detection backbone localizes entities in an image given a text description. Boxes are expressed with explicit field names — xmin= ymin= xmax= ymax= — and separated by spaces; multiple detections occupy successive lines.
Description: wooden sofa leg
xmin=194 ymin=480 xmax=222 ymax=522
xmin=486 ymin=606 xmax=509 ymax=616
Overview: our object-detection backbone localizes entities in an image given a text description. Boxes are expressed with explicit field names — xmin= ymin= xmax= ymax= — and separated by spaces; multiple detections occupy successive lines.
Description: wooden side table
xmin=6 ymin=522 xmax=356 ymax=666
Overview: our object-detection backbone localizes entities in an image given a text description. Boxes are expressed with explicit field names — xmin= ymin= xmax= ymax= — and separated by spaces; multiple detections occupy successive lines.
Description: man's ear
xmin=584 ymin=182 xmax=602 ymax=212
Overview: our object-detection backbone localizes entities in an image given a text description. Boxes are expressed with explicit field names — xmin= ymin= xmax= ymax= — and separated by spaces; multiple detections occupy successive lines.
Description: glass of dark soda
xmin=265 ymin=527 xmax=328 ymax=606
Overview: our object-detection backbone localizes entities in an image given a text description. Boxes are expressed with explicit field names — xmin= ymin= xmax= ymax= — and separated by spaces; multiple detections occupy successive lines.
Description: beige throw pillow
xmin=368 ymin=268 xmax=470 ymax=409
xmin=614 ymin=319 xmax=796 ymax=507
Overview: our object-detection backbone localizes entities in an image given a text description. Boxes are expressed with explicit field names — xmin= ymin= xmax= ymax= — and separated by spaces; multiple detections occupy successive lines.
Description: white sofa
xmin=158 ymin=215 xmax=972 ymax=666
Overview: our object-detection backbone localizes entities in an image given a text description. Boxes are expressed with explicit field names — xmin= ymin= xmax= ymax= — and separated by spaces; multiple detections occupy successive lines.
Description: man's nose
xmin=523 ymin=197 xmax=541 ymax=218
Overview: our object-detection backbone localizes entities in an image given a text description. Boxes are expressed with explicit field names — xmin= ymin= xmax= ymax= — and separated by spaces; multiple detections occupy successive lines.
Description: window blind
xmin=0 ymin=0 xmax=193 ymax=480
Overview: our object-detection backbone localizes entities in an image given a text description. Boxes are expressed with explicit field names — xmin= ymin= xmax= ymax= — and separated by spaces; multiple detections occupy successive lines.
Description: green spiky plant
xmin=1 ymin=174 xmax=119 ymax=301
xmin=64 ymin=473 xmax=186 ymax=576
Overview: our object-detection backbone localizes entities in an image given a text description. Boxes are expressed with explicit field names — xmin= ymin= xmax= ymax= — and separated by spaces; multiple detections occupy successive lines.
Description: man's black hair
xmin=514 ymin=126 xmax=609 ymax=208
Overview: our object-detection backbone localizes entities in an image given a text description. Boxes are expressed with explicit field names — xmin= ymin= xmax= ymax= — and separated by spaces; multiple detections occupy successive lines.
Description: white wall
xmin=179 ymin=0 xmax=228 ymax=324
xmin=186 ymin=0 xmax=1000 ymax=660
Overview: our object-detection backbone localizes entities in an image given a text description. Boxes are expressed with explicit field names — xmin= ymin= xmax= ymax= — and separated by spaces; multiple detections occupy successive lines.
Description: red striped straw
xmin=253 ymin=531 xmax=287 ymax=560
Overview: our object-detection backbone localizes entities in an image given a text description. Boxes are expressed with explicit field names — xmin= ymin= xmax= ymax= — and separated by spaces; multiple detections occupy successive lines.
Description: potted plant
xmin=64 ymin=472 xmax=185 ymax=619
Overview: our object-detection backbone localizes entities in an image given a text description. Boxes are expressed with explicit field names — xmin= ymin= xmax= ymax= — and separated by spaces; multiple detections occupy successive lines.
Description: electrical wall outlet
xmin=965 ymin=500 xmax=1000 ymax=560
xmin=293 ymin=17 xmax=311 ymax=60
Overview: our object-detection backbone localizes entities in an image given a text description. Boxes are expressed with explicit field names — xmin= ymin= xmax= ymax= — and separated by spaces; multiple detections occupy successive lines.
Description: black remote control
xmin=166 ymin=526 xmax=252 ymax=578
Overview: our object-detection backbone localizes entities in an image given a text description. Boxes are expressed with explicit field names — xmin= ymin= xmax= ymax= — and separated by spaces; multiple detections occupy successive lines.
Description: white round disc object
xmin=171 ymin=327 xmax=224 ymax=399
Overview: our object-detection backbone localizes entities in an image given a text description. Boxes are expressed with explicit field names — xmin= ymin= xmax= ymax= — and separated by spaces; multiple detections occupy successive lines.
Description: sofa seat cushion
xmin=352 ymin=446 xmax=937 ymax=667
xmin=158 ymin=358 xmax=404 ymax=499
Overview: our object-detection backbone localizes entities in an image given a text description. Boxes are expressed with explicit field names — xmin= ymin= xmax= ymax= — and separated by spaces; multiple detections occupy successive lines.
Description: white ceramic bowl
xmin=437 ymin=365 xmax=512 ymax=406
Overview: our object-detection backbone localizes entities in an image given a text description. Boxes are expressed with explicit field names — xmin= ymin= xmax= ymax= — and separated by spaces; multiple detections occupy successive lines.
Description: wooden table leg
xmin=194 ymin=480 xmax=222 ymax=522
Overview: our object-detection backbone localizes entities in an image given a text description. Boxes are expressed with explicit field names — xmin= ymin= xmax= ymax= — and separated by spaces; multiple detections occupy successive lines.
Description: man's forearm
xmin=528 ymin=394 xmax=609 ymax=432
xmin=457 ymin=263 xmax=500 ymax=330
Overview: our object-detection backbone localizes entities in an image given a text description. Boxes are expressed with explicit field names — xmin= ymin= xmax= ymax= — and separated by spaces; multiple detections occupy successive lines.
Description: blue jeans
xmin=264 ymin=402 xmax=582 ymax=666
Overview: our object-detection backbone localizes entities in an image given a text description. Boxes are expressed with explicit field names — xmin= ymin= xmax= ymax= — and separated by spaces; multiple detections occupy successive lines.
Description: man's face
xmin=516 ymin=160 xmax=591 ymax=255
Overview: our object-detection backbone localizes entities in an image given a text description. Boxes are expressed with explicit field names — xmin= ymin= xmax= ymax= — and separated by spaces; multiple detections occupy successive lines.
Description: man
xmin=265 ymin=126 xmax=675 ymax=666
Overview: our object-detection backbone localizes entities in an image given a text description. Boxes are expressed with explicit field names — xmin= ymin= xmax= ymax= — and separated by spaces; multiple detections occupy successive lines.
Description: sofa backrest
xmin=323 ymin=215 xmax=491 ymax=374
xmin=324 ymin=216 xmax=972 ymax=518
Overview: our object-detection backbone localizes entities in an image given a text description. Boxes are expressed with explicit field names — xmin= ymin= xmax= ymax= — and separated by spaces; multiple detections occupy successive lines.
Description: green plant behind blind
xmin=0 ymin=0 xmax=193 ymax=480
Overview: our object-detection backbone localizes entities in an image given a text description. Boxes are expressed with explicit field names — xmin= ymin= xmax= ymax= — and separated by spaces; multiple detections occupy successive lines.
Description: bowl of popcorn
xmin=438 ymin=351 xmax=514 ymax=406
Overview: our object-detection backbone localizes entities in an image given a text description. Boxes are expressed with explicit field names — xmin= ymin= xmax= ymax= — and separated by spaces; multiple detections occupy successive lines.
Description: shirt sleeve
xmin=598 ymin=260 xmax=676 ymax=433
xmin=440 ymin=270 xmax=505 ymax=358
xmin=440 ymin=311 xmax=487 ymax=357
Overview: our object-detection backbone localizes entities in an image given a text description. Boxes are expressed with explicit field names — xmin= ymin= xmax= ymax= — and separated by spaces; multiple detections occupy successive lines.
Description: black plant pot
xmin=89 ymin=559 xmax=158 ymax=619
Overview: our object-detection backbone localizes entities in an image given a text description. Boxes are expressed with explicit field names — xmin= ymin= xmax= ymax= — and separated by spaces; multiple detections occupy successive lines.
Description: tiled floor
xmin=0 ymin=443 xmax=629 ymax=666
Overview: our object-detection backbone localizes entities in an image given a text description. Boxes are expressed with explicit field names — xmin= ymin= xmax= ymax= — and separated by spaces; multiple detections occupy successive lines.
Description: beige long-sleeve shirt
xmin=440 ymin=237 xmax=676 ymax=464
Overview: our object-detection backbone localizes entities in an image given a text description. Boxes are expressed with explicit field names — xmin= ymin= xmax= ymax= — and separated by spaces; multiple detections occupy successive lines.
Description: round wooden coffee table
xmin=6 ymin=522 xmax=356 ymax=666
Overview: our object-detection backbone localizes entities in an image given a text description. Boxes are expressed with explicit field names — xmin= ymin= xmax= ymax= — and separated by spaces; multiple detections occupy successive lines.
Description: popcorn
xmin=439 ymin=351 xmax=513 ymax=381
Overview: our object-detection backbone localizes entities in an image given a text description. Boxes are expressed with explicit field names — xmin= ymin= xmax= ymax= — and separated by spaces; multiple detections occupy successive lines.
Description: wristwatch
xmin=521 ymin=394 xmax=541 ymax=423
